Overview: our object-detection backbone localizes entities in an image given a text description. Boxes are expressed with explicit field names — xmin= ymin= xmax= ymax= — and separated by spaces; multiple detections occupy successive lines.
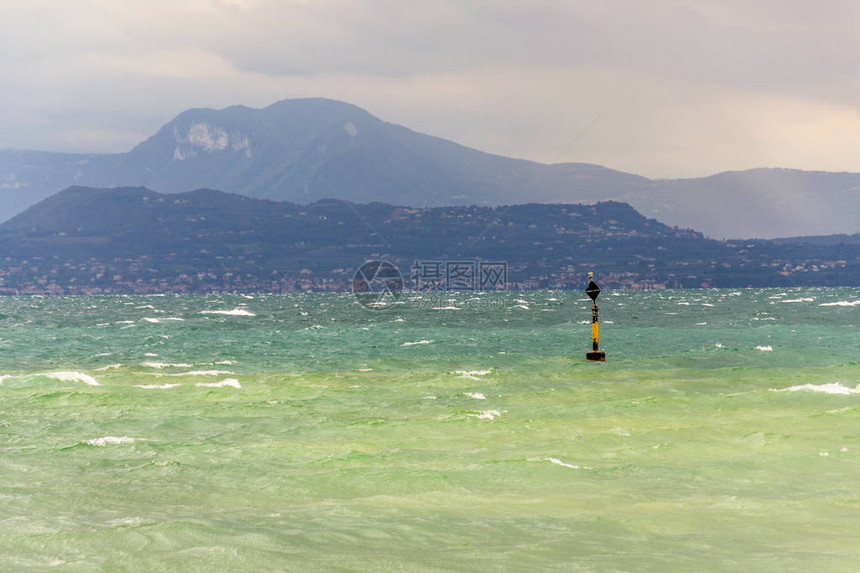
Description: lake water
xmin=1 ymin=288 xmax=858 ymax=571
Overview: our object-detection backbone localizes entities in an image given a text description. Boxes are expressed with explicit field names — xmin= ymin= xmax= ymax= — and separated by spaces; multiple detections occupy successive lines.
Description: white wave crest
xmin=86 ymin=436 xmax=137 ymax=446
xmin=454 ymin=369 xmax=492 ymax=380
xmin=43 ymin=371 xmax=100 ymax=386
xmin=820 ymin=300 xmax=860 ymax=307
xmin=141 ymin=362 xmax=193 ymax=369
xmin=163 ymin=370 xmax=234 ymax=377
xmin=135 ymin=383 xmax=182 ymax=389
xmin=543 ymin=458 xmax=582 ymax=470
xmin=200 ymin=308 xmax=256 ymax=316
xmin=754 ymin=345 xmax=773 ymax=352
xmin=773 ymin=383 xmax=860 ymax=395
xmin=464 ymin=392 xmax=486 ymax=400
xmin=401 ymin=340 xmax=432 ymax=347
xmin=142 ymin=317 xmax=184 ymax=323
xmin=471 ymin=409 xmax=501 ymax=420
xmin=196 ymin=378 xmax=241 ymax=388
xmin=526 ymin=458 xmax=592 ymax=470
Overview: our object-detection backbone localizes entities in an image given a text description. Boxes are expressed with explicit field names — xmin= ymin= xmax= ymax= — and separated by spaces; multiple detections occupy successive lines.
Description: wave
xmin=85 ymin=436 xmax=138 ymax=446
xmin=528 ymin=457 xmax=584 ymax=470
xmin=142 ymin=317 xmax=185 ymax=323
xmin=401 ymin=340 xmax=432 ymax=347
xmin=42 ymin=371 xmax=100 ymax=386
xmin=470 ymin=409 xmax=501 ymax=420
xmin=453 ymin=369 xmax=492 ymax=380
xmin=754 ymin=345 xmax=773 ymax=352
xmin=196 ymin=378 xmax=241 ymax=388
xmin=135 ymin=383 xmax=182 ymax=390
xmin=141 ymin=362 xmax=193 ymax=369
xmin=200 ymin=308 xmax=256 ymax=316
xmin=464 ymin=392 xmax=486 ymax=400
xmin=160 ymin=370 xmax=234 ymax=377
xmin=773 ymin=383 xmax=860 ymax=395
xmin=820 ymin=300 xmax=860 ymax=307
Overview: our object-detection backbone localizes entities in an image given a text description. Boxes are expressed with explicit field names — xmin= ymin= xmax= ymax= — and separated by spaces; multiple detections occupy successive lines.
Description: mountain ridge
xmin=1 ymin=97 xmax=859 ymax=238
xmin=1 ymin=185 xmax=857 ymax=295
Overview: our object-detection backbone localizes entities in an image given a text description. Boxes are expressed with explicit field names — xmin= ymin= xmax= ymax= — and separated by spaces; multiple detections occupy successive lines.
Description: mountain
xmin=1 ymin=186 xmax=857 ymax=295
xmin=0 ymin=150 xmax=103 ymax=216
xmin=1 ymin=98 xmax=859 ymax=239
xmin=645 ymin=169 xmax=860 ymax=240
xmin=0 ymin=98 xmax=648 ymax=213
xmin=763 ymin=233 xmax=860 ymax=246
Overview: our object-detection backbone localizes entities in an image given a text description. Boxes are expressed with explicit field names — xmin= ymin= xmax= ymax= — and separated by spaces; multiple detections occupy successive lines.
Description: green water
xmin=1 ymin=289 xmax=858 ymax=571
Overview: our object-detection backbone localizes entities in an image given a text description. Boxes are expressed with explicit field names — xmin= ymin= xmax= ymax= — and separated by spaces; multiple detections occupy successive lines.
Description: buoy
xmin=585 ymin=272 xmax=606 ymax=362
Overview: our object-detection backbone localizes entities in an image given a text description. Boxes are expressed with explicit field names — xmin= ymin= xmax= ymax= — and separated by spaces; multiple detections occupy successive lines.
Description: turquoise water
xmin=1 ymin=288 xmax=859 ymax=571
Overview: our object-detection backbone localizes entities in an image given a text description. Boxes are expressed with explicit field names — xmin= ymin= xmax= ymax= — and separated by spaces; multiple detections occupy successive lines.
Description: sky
xmin=1 ymin=0 xmax=859 ymax=179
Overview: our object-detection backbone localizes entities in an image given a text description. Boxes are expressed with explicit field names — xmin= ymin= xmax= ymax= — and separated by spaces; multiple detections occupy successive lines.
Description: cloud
xmin=0 ymin=0 xmax=858 ymax=177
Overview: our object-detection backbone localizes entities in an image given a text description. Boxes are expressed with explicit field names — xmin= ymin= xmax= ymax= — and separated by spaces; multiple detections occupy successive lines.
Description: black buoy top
xmin=585 ymin=280 xmax=601 ymax=301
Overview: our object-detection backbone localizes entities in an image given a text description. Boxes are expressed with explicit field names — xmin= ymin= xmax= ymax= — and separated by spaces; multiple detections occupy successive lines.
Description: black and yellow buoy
xmin=585 ymin=272 xmax=606 ymax=362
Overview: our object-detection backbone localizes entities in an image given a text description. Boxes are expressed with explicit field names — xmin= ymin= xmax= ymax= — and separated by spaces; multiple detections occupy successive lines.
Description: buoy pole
xmin=585 ymin=272 xmax=606 ymax=362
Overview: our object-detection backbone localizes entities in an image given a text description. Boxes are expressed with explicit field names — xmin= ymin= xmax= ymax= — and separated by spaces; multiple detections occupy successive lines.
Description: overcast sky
xmin=1 ymin=0 xmax=858 ymax=178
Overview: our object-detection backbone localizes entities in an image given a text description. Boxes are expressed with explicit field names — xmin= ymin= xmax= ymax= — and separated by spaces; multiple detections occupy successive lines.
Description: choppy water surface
xmin=1 ymin=288 xmax=858 ymax=571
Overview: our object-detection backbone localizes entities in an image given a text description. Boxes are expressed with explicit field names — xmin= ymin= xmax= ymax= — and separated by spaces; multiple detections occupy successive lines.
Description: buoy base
xmin=586 ymin=350 xmax=606 ymax=362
